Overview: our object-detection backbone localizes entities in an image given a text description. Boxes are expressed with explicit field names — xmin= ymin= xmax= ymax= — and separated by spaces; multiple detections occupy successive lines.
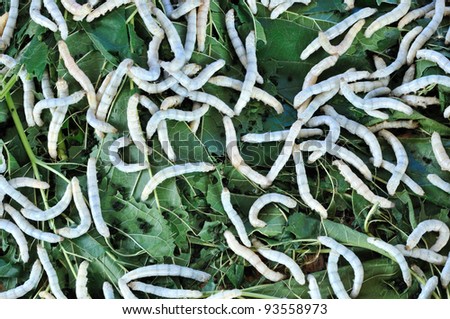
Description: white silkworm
xmin=48 ymin=79 xmax=70 ymax=159
xmin=367 ymin=120 xmax=418 ymax=132
xmin=86 ymin=108 xmax=118 ymax=133
xmin=160 ymin=95 xmax=184 ymax=111
xmin=245 ymin=0 xmax=257 ymax=14
xmin=305 ymin=115 xmax=340 ymax=162
xmin=18 ymin=69 xmax=36 ymax=127
xmin=0 ymin=145 xmax=5 ymax=174
xmin=395 ymin=244 xmax=447 ymax=265
xmin=221 ymin=188 xmax=251 ymax=247
xmin=188 ymin=102 xmax=202 ymax=134
xmin=30 ymin=0 xmax=58 ymax=32
xmin=141 ymin=162 xmax=215 ymax=201
xmin=332 ymin=160 xmax=394 ymax=208
xmin=402 ymin=95 xmax=440 ymax=108
xmin=364 ymin=0 xmax=411 ymax=38
xmin=406 ymin=0 xmax=445 ymax=65
xmin=0 ymin=0 xmax=18 ymax=50
xmin=161 ymin=0 xmax=174 ymax=16
xmin=326 ymin=250 xmax=350 ymax=299
xmin=318 ymin=19 xmax=365 ymax=56
xmin=269 ymin=1 xmax=311 ymax=20
xmin=170 ymin=0 xmax=201 ymax=19
xmin=303 ymin=55 xmax=339 ymax=91
xmin=196 ymin=0 xmax=209 ymax=52
xmin=76 ymin=261 xmax=91 ymax=299
xmin=61 ymin=0 xmax=92 ymax=20
xmin=0 ymin=260 xmax=42 ymax=299
xmin=8 ymin=177 xmax=49 ymax=190
xmin=424 ymin=6 xmax=450 ymax=19
xmin=36 ymin=244 xmax=67 ymax=299
xmin=224 ymin=230 xmax=285 ymax=282
xmin=248 ymin=193 xmax=296 ymax=228
xmin=43 ymin=0 xmax=69 ymax=39
xmin=444 ymin=105 xmax=450 ymax=119
xmin=307 ymin=274 xmax=322 ymax=299
xmin=0 ymin=219 xmax=29 ymax=262
xmin=427 ymin=173 xmax=450 ymax=193
xmin=441 ymin=252 xmax=450 ymax=287
xmin=41 ymin=70 xmax=54 ymax=100
xmin=0 ymin=175 xmax=42 ymax=212
xmin=301 ymin=7 xmax=378 ymax=60
xmin=431 ymin=132 xmax=450 ymax=171
xmin=397 ymin=1 xmax=435 ymax=29
xmin=367 ymin=237 xmax=411 ymax=287
xmin=86 ymin=0 xmax=133 ymax=22
xmin=139 ymin=95 xmax=159 ymax=114
xmin=128 ymin=281 xmax=203 ymax=298
xmin=0 ymin=53 xmax=17 ymax=74
xmin=364 ymin=87 xmax=391 ymax=99
xmin=147 ymin=35 xmax=164 ymax=81
xmin=128 ymin=65 xmax=160 ymax=83
xmin=134 ymin=0 xmax=164 ymax=38
xmin=88 ymin=0 xmax=100 ymax=6
xmin=406 ymin=219 xmax=450 ymax=252
xmin=184 ymin=9 xmax=196 ymax=61
xmin=103 ymin=282 xmax=115 ymax=299
xmin=418 ymin=276 xmax=438 ymax=299
xmin=207 ymin=289 xmax=242 ymax=299
xmin=417 ymin=49 xmax=450 ymax=74
xmin=39 ymin=291 xmax=56 ymax=299
xmin=378 ymin=129 xmax=408 ymax=195
xmin=318 ymin=236 xmax=363 ymax=298
xmin=87 ymin=157 xmax=110 ymax=238
xmin=293 ymin=145 xmax=328 ymax=218
xmin=241 ymin=129 xmax=323 ymax=143
xmin=127 ymin=94 xmax=151 ymax=156
xmin=187 ymin=91 xmax=235 ymax=117
xmin=108 ymin=137 xmax=149 ymax=173
xmin=402 ymin=64 xmax=416 ymax=84
xmin=55 ymin=177 xmax=92 ymax=239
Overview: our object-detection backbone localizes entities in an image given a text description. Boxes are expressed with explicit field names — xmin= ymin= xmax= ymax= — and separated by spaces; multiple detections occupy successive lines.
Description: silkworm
xmin=196 ymin=0 xmax=209 ymax=52
xmin=8 ymin=177 xmax=49 ymax=190
xmin=397 ymin=1 xmax=435 ymax=29
xmin=47 ymin=79 xmax=70 ymax=159
xmin=160 ymin=95 xmax=184 ymax=111
xmin=406 ymin=0 xmax=445 ymax=65
xmin=128 ymin=281 xmax=203 ymax=299
xmin=293 ymin=145 xmax=328 ymax=218
xmin=161 ymin=0 xmax=174 ymax=16
xmin=418 ymin=276 xmax=438 ymax=299
xmin=36 ymin=244 xmax=67 ymax=299
xmin=322 ymin=105 xmax=382 ymax=167
xmin=364 ymin=87 xmax=391 ymax=99
xmin=55 ymin=177 xmax=92 ymax=239
xmin=30 ymin=0 xmax=58 ymax=32
xmin=301 ymin=7 xmax=378 ymax=60
xmin=431 ymin=132 xmax=450 ymax=171
xmin=395 ymin=244 xmax=447 ymax=265
xmin=241 ymin=129 xmax=323 ymax=144
xmin=60 ymin=0 xmax=92 ymax=21
xmin=0 ymin=175 xmax=42 ymax=212
xmin=303 ymin=55 xmax=339 ymax=92
xmin=441 ymin=252 xmax=450 ymax=287
xmin=416 ymin=49 xmax=450 ymax=74
xmin=326 ymin=250 xmax=350 ymax=299
xmin=0 ymin=145 xmax=6 ymax=174
xmin=402 ymin=64 xmax=416 ymax=84
xmin=0 ymin=53 xmax=17 ymax=75
xmin=378 ymin=129 xmax=408 ymax=196
xmin=184 ymin=9 xmax=196 ymax=61
xmin=76 ymin=261 xmax=91 ymax=299
xmin=424 ymin=6 xmax=450 ymax=19
xmin=170 ymin=0 xmax=201 ymax=19
xmin=317 ymin=236 xmax=363 ymax=298
xmin=0 ymin=0 xmax=18 ymax=50
xmin=367 ymin=120 xmax=418 ymax=133
xmin=144 ymin=35 xmax=163 ymax=81
xmin=253 ymin=239 xmax=305 ymax=285
xmin=103 ymin=282 xmax=115 ymax=299
xmin=126 ymin=94 xmax=151 ymax=157
xmin=269 ymin=1 xmax=311 ymax=20
xmin=224 ymin=230 xmax=285 ymax=282
xmin=406 ymin=219 xmax=449 ymax=252
xmin=0 ymin=12 xmax=8 ymax=39
xmin=38 ymin=291 xmax=56 ymax=299
xmin=188 ymin=102 xmax=202 ymax=134
xmin=17 ymin=69 xmax=36 ymax=127
xmin=305 ymin=115 xmax=340 ymax=162
xmin=402 ymin=95 xmax=440 ymax=108
xmin=0 ymin=219 xmax=29 ymax=262
xmin=108 ymin=137 xmax=149 ymax=173
xmin=0 ymin=260 xmax=42 ymax=299
xmin=221 ymin=188 xmax=251 ymax=247
xmin=88 ymin=0 xmax=100 ymax=6
xmin=141 ymin=162 xmax=215 ymax=201
xmin=318 ymin=19 xmax=365 ymax=56
xmin=86 ymin=108 xmax=118 ymax=133
xmin=332 ymin=160 xmax=394 ymax=208
xmin=134 ymin=0 xmax=164 ymax=38
xmin=367 ymin=237 xmax=411 ymax=287
xmin=41 ymin=70 xmax=54 ymax=100
xmin=187 ymin=91 xmax=235 ymax=117
xmin=248 ymin=193 xmax=296 ymax=228
xmin=43 ymin=0 xmax=69 ymax=39
xmin=307 ymin=274 xmax=322 ymax=299
xmin=87 ymin=157 xmax=110 ymax=238
xmin=86 ymin=0 xmax=133 ymax=22
xmin=428 ymin=173 xmax=450 ymax=194
xmin=364 ymin=0 xmax=411 ymax=38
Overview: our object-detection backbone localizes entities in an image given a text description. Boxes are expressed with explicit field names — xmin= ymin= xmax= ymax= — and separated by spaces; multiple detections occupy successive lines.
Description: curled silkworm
xmin=129 ymin=281 xmax=203 ymax=299
xmin=221 ymin=188 xmax=251 ymax=247
xmin=418 ymin=276 xmax=438 ymax=299
xmin=367 ymin=237 xmax=411 ymax=287
xmin=76 ymin=261 xmax=91 ymax=299
xmin=8 ymin=177 xmax=49 ymax=190
xmin=86 ymin=0 xmax=133 ymax=22
xmin=364 ymin=0 xmax=411 ymax=38
xmin=318 ymin=19 xmax=365 ymax=56
xmin=30 ymin=0 xmax=58 ymax=32
xmin=18 ymin=69 xmax=36 ymax=127
xmin=301 ymin=7 xmax=377 ymax=60
xmin=402 ymin=95 xmax=440 ymax=108
xmin=39 ymin=291 xmax=56 ymax=299
xmin=332 ymin=160 xmax=394 ymax=208
xmin=378 ymin=129 xmax=408 ymax=196
xmin=0 ymin=219 xmax=29 ymax=262
xmin=86 ymin=108 xmax=118 ymax=133
xmin=248 ymin=193 xmax=296 ymax=228
xmin=427 ymin=173 xmax=450 ymax=194
xmin=141 ymin=162 xmax=215 ymax=201
xmin=61 ymin=0 xmax=92 ymax=20
xmin=293 ymin=145 xmax=327 ymax=218
xmin=147 ymin=35 xmax=164 ymax=81
xmin=207 ymin=289 xmax=242 ymax=299
xmin=406 ymin=0 xmax=445 ymax=65
xmin=441 ymin=252 xmax=450 ymax=287
xmin=108 ymin=137 xmax=149 ymax=173
xmin=416 ymin=49 xmax=450 ymax=74
xmin=307 ymin=274 xmax=322 ymax=299
xmin=134 ymin=0 xmax=163 ymax=38
xmin=187 ymin=91 xmax=235 ymax=117
xmin=184 ymin=9 xmax=196 ymax=61
xmin=398 ymin=1 xmax=435 ymax=29
xmin=0 ymin=175 xmax=42 ymax=212
xmin=431 ymin=132 xmax=450 ymax=171
xmin=395 ymin=244 xmax=447 ymax=265
xmin=224 ymin=230 xmax=285 ymax=282
xmin=103 ymin=282 xmax=115 ymax=299
xmin=302 ymin=55 xmax=338 ymax=95
xmin=170 ymin=0 xmax=201 ymax=19
xmin=37 ymin=244 xmax=67 ymax=299
xmin=87 ymin=157 xmax=110 ymax=238
xmin=196 ymin=0 xmax=209 ymax=52
xmin=367 ymin=120 xmax=418 ymax=133
xmin=55 ymin=177 xmax=92 ymax=239
xmin=406 ymin=219 xmax=450 ymax=252
xmin=0 ymin=0 xmax=18 ymax=50
xmin=241 ymin=129 xmax=323 ymax=143
xmin=327 ymin=250 xmax=350 ymax=299
xmin=305 ymin=115 xmax=340 ymax=162
xmin=43 ymin=0 xmax=69 ymax=39
xmin=160 ymin=95 xmax=184 ymax=111
xmin=318 ymin=236 xmax=363 ymax=298
xmin=127 ymin=94 xmax=151 ymax=156
xmin=0 ymin=260 xmax=42 ymax=299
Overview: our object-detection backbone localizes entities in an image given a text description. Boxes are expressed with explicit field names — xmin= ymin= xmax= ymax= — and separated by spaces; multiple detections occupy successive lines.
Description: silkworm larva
xmin=170 ymin=0 xmax=201 ymax=19
xmin=297 ymin=86 xmax=340 ymax=123
xmin=134 ymin=0 xmax=164 ymax=38
xmin=0 ymin=175 xmax=42 ymax=212
xmin=332 ymin=160 xmax=394 ymax=208
xmin=129 ymin=281 xmax=203 ymax=299
xmin=253 ymin=239 xmax=305 ymax=285
xmin=221 ymin=188 xmax=251 ymax=247
xmin=139 ymin=95 xmax=159 ymax=114
xmin=0 ymin=260 xmax=42 ymax=299
xmin=224 ymin=230 xmax=285 ymax=282
xmin=307 ymin=274 xmax=322 ymax=299
xmin=317 ymin=236 xmax=363 ymax=298
xmin=207 ymin=289 xmax=242 ymax=299
xmin=241 ymin=129 xmax=323 ymax=143
xmin=318 ymin=19 xmax=365 ymax=56
xmin=18 ymin=69 xmax=36 ymax=127
xmin=406 ymin=219 xmax=450 ymax=252
xmin=30 ymin=0 xmax=58 ymax=32
xmin=424 ymin=6 xmax=450 ymax=19
xmin=76 ymin=261 xmax=91 ymax=299
xmin=160 ymin=95 xmax=184 ymax=111
xmin=108 ymin=137 xmax=149 ymax=173
xmin=41 ymin=70 xmax=54 ymax=100
xmin=0 ymin=146 xmax=5 ymax=174
xmin=431 ymin=132 xmax=450 ymax=171
xmin=87 ymin=157 xmax=110 ymax=238
xmin=402 ymin=64 xmax=416 ymax=85
xmin=8 ymin=177 xmax=49 ymax=190
xmin=395 ymin=244 xmax=447 ymax=265
xmin=187 ymin=91 xmax=235 ymax=117
xmin=441 ymin=252 xmax=450 ymax=287
xmin=38 ymin=291 xmax=56 ymax=299
xmin=293 ymin=145 xmax=328 ymax=218
xmin=88 ymin=0 xmax=100 ymax=6
xmin=305 ymin=115 xmax=341 ymax=162
xmin=196 ymin=0 xmax=209 ymax=52
xmin=129 ymin=72 xmax=177 ymax=94
xmin=406 ymin=0 xmax=445 ymax=65
xmin=416 ymin=49 xmax=450 ymax=74
xmin=427 ymin=173 xmax=450 ymax=194
xmin=188 ymin=102 xmax=203 ymax=134
xmin=367 ymin=237 xmax=411 ymax=287
xmin=128 ymin=65 xmax=159 ymax=83
xmin=370 ymin=26 xmax=423 ymax=79
xmin=364 ymin=0 xmax=411 ymax=38
xmin=36 ymin=244 xmax=67 ymax=299
xmin=86 ymin=108 xmax=118 ymax=134
xmin=103 ymin=282 xmax=115 ymax=299
xmin=248 ymin=193 xmax=296 ymax=228
xmin=0 ymin=12 xmax=7 ymax=37
xmin=364 ymin=87 xmax=391 ymax=99
xmin=161 ymin=0 xmax=174 ymax=16
xmin=326 ymin=250 xmax=350 ymax=299
xmin=0 ymin=54 xmax=17 ymax=75
xmin=303 ymin=55 xmax=339 ymax=91
xmin=367 ymin=120 xmax=418 ymax=133
xmin=127 ymin=94 xmax=151 ymax=156
xmin=0 ymin=0 xmax=18 ymax=50
xmin=55 ymin=177 xmax=92 ymax=239
xmin=402 ymin=95 xmax=440 ymax=108
xmin=269 ymin=1 xmax=310 ymax=20
xmin=0 ymin=219 xmax=29 ymax=262
xmin=322 ymin=105 xmax=382 ymax=167
xmin=60 ymin=0 xmax=92 ymax=20
xmin=43 ymin=0 xmax=69 ymax=39
xmin=397 ymin=1 xmax=435 ymax=29
xmin=146 ymin=35 xmax=164 ymax=81
xmin=86 ymin=0 xmax=133 ymax=22
xmin=418 ymin=276 xmax=438 ymax=299
xmin=141 ymin=162 xmax=215 ymax=201
xmin=184 ymin=9 xmax=196 ymax=61
xmin=48 ymin=80 xmax=70 ymax=159
xmin=378 ymin=129 xmax=408 ymax=196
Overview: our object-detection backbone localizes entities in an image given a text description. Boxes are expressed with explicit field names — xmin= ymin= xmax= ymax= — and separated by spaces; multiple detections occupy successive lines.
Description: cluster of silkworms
xmin=0 ymin=0 xmax=450 ymax=299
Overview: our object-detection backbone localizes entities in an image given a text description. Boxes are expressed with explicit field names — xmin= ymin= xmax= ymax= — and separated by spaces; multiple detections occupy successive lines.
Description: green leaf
xmin=20 ymin=37 xmax=49 ymax=80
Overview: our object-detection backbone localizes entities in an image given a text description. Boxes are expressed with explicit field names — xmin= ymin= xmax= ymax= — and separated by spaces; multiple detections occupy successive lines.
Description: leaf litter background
xmin=0 ymin=0 xmax=449 ymax=299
